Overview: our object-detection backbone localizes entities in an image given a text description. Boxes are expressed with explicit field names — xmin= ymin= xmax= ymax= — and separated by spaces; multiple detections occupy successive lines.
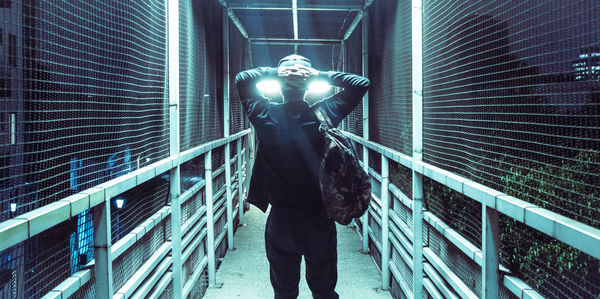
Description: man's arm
xmin=234 ymin=67 xmax=278 ymax=122
xmin=315 ymin=71 xmax=370 ymax=126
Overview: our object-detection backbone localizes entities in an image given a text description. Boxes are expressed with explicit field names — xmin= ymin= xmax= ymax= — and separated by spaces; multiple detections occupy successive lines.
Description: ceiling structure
xmin=220 ymin=0 xmax=370 ymax=69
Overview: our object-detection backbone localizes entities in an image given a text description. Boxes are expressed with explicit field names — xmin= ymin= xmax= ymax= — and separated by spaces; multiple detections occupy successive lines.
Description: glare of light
xmin=115 ymin=198 xmax=125 ymax=209
xmin=10 ymin=203 xmax=16 ymax=212
xmin=256 ymin=80 xmax=281 ymax=96
xmin=146 ymin=158 xmax=151 ymax=162
xmin=308 ymin=81 xmax=331 ymax=94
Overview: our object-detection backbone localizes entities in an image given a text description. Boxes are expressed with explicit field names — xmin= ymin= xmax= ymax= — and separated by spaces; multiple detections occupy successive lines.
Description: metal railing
xmin=0 ymin=129 xmax=252 ymax=298
xmin=346 ymin=1 xmax=600 ymax=298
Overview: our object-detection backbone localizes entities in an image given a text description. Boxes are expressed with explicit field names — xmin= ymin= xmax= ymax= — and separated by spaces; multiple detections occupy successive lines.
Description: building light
xmin=115 ymin=198 xmax=125 ymax=209
xmin=10 ymin=203 xmax=16 ymax=212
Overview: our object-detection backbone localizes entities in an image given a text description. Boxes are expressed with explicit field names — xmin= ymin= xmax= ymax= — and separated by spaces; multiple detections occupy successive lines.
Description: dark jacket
xmin=234 ymin=67 xmax=370 ymax=219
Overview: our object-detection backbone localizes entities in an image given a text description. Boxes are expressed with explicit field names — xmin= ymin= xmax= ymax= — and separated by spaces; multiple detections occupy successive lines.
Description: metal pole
xmin=360 ymin=9 xmax=370 ymax=254
xmin=381 ymin=155 xmax=391 ymax=290
xmin=223 ymin=7 xmax=235 ymax=252
xmin=93 ymin=201 xmax=113 ymax=298
xmin=167 ymin=0 xmax=182 ymax=296
xmin=237 ymin=138 xmax=245 ymax=226
xmin=411 ymin=0 xmax=424 ymax=297
xmin=205 ymin=150 xmax=217 ymax=286
xmin=483 ymin=206 xmax=500 ymax=298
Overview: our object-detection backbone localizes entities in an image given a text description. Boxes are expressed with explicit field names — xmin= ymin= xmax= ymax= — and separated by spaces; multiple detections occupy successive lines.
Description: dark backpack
xmin=315 ymin=107 xmax=371 ymax=225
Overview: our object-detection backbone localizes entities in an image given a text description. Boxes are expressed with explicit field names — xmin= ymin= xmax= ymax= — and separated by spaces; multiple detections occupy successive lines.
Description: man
xmin=235 ymin=54 xmax=369 ymax=299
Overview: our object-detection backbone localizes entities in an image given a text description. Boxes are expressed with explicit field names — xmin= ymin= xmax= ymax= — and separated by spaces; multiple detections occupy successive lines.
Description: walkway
xmin=204 ymin=206 xmax=392 ymax=298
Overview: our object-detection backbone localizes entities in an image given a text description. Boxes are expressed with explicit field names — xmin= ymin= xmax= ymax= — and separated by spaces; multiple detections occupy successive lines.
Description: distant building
xmin=572 ymin=47 xmax=600 ymax=81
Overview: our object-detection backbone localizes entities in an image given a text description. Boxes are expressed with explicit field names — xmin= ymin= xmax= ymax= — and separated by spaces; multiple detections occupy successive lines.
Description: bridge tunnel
xmin=0 ymin=0 xmax=599 ymax=298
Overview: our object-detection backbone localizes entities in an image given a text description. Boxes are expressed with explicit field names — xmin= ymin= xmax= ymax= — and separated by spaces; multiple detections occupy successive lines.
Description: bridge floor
xmin=203 ymin=206 xmax=392 ymax=298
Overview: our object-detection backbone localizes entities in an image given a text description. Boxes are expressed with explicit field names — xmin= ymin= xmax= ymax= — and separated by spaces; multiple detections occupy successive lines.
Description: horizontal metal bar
xmin=146 ymin=271 xmax=172 ymax=298
xmin=183 ymin=255 xmax=209 ymax=298
xmin=389 ymin=262 xmax=413 ymax=298
xmin=183 ymin=227 xmax=207 ymax=263
xmin=130 ymin=255 xmax=172 ymax=298
xmin=114 ymin=242 xmax=171 ymax=298
xmin=182 ymin=206 xmax=206 ymax=237
xmin=112 ymin=206 xmax=171 ymax=260
xmin=423 ymin=247 xmax=478 ymax=299
xmin=182 ymin=216 xmax=207 ymax=252
xmin=423 ymin=276 xmax=445 ymax=299
xmin=250 ymin=38 xmax=342 ymax=46
xmin=424 ymin=262 xmax=459 ymax=299
xmin=228 ymin=4 xmax=362 ymax=11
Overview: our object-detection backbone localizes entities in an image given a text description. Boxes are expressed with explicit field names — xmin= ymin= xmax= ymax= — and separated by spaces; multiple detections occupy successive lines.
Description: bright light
xmin=256 ymin=80 xmax=281 ymax=96
xmin=10 ymin=203 xmax=16 ymax=212
xmin=115 ymin=198 xmax=125 ymax=209
xmin=308 ymin=81 xmax=331 ymax=94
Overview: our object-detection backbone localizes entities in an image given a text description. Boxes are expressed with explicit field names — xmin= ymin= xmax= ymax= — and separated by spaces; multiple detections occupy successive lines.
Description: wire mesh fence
xmin=367 ymin=0 xmax=413 ymax=155
xmin=179 ymin=0 xmax=224 ymax=151
xmin=110 ymin=175 xmax=169 ymax=244
xmin=499 ymin=213 xmax=600 ymax=298
xmin=0 ymin=217 xmax=87 ymax=298
xmin=422 ymin=0 xmax=600 ymax=229
xmin=0 ymin=0 xmax=169 ymax=222
xmin=229 ymin=20 xmax=249 ymax=135
xmin=421 ymin=1 xmax=599 ymax=297
xmin=343 ymin=24 xmax=363 ymax=136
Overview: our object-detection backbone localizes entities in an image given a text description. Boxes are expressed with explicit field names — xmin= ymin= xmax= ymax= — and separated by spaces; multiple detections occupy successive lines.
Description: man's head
xmin=277 ymin=54 xmax=313 ymax=101
xmin=278 ymin=54 xmax=312 ymax=68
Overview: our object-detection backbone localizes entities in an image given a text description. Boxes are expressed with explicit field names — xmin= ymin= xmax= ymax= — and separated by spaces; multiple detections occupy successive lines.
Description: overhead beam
xmin=228 ymin=5 xmax=362 ymax=11
xmin=249 ymin=38 xmax=342 ymax=46
xmin=292 ymin=0 xmax=299 ymax=40
xmin=217 ymin=0 xmax=249 ymax=39
xmin=343 ymin=0 xmax=375 ymax=40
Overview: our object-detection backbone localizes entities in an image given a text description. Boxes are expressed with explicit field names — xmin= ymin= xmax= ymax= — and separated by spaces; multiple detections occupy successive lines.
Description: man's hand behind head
xmin=278 ymin=64 xmax=319 ymax=90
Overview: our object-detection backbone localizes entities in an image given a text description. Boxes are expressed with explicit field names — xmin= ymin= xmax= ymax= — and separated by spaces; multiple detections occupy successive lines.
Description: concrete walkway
xmin=204 ymin=206 xmax=391 ymax=299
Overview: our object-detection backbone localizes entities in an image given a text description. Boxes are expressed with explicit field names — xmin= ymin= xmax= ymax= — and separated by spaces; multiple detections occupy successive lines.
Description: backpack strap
xmin=315 ymin=107 xmax=334 ymax=133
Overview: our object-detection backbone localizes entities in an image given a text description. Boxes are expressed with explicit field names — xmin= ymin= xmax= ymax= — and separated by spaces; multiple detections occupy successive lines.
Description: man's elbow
xmin=234 ymin=71 xmax=247 ymax=86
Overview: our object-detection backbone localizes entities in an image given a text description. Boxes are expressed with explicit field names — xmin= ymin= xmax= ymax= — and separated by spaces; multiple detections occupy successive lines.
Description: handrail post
xmin=93 ymin=200 xmax=113 ymax=298
xmin=381 ymin=154 xmax=391 ymax=290
xmin=483 ymin=206 xmax=500 ymax=298
xmin=411 ymin=0 xmax=424 ymax=297
xmin=225 ymin=142 xmax=234 ymax=251
xmin=167 ymin=0 xmax=182 ymax=297
xmin=360 ymin=9 xmax=370 ymax=254
xmin=237 ymin=138 xmax=245 ymax=226
xmin=205 ymin=150 xmax=217 ymax=286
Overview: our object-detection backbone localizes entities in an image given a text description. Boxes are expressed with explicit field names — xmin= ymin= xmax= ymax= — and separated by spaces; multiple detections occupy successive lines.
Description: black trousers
xmin=265 ymin=209 xmax=339 ymax=299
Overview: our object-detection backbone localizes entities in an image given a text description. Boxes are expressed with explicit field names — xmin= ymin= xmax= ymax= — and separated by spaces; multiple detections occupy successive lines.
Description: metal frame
xmin=223 ymin=7 xmax=236 ymax=253
xmin=411 ymin=0 xmax=424 ymax=297
xmin=360 ymin=8 xmax=370 ymax=254
xmin=167 ymin=0 xmax=183 ymax=297
xmin=228 ymin=4 xmax=363 ymax=11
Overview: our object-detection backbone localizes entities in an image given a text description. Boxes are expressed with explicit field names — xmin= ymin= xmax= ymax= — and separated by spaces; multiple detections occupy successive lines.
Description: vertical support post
xmin=237 ymin=138 xmax=245 ymax=226
xmin=411 ymin=0 xmax=424 ymax=297
xmin=205 ymin=150 xmax=217 ymax=287
xmin=340 ymin=41 xmax=347 ymax=131
xmin=167 ymin=0 xmax=182 ymax=297
xmin=93 ymin=201 xmax=113 ymax=298
xmin=360 ymin=10 xmax=370 ymax=254
xmin=381 ymin=155 xmax=391 ymax=290
xmin=225 ymin=141 xmax=234 ymax=250
xmin=483 ymin=207 xmax=500 ymax=298
xmin=223 ymin=7 xmax=235 ymax=252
